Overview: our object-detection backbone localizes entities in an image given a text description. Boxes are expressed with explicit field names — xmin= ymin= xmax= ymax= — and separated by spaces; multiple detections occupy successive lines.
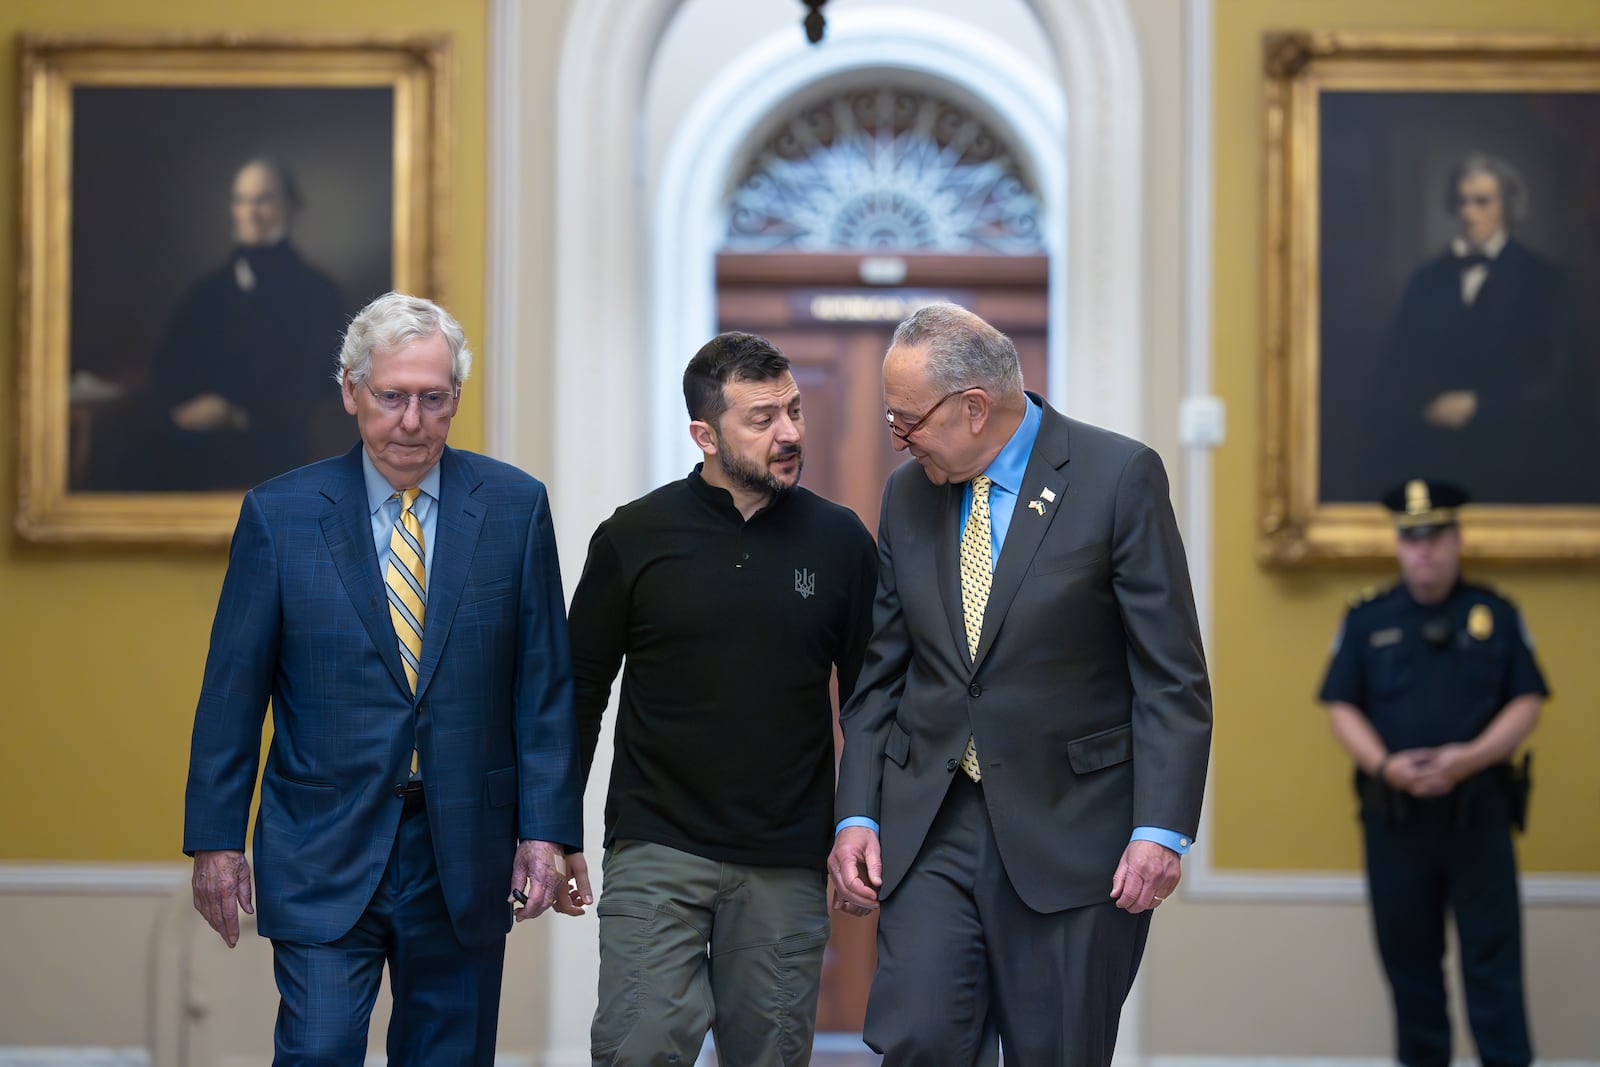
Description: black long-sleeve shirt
xmin=568 ymin=467 xmax=877 ymax=868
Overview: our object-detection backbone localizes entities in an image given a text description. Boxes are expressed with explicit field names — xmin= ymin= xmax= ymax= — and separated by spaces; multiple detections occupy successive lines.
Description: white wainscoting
xmin=0 ymin=1052 xmax=150 ymax=1067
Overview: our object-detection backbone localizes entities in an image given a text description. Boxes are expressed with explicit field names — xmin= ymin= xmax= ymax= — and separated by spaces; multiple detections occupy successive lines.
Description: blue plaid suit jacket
xmin=183 ymin=444 xmax=581 ymax=947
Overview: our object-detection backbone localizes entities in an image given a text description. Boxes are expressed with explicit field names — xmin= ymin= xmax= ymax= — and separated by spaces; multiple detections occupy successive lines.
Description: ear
xmin=688 ymin=419 xmax=718 ymax=458
xmin=341 ymin=376 xmax=360 ymax=416
xmin=962 ymin=388 xmax=992 ymax=433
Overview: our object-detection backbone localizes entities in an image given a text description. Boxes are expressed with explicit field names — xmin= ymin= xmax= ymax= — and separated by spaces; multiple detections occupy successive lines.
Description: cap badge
xmin=1405 ymin=479 xmax=1431 ymax=515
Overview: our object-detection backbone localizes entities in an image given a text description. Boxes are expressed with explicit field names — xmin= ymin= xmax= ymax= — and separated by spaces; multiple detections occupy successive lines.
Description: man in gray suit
xmin=829 ymin=303 xmax=1212 ymax=1065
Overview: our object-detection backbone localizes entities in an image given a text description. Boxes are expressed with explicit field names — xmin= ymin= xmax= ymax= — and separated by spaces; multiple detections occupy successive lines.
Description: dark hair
xmin=683 ymin=332 xmax=791 ymax=423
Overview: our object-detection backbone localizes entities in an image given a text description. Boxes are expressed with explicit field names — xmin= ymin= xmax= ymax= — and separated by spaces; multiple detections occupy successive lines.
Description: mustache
xmin=772 ymin=446 xmax=802 ymax=460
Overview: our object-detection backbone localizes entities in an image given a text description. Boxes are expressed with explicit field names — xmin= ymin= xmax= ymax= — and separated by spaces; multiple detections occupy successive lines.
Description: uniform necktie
xmin=958 ymin=475 xmax=993 ymax=782
xmin=387 ymin=489 xmax=426 ymax=772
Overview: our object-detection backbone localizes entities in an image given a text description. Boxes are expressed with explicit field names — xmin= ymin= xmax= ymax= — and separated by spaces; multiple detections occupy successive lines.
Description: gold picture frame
xmin=1259 ymin=32 xmax=1600 ymax=564
xmin=16 ymin=32 xmax=449 ymax=546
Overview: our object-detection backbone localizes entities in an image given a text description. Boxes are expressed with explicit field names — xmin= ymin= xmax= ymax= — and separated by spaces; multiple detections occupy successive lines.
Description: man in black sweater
xmin=565 ymin=333 xmax=878 ymax=1066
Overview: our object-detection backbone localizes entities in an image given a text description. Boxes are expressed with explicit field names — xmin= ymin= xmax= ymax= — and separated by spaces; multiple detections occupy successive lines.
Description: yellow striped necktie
xmin=387 ymin=489 xmax=426 ymax=774
xmin=957 ymin=475 xmax=992 ymax=782
xmin=387 ymin=488 xmax=427 ymax=693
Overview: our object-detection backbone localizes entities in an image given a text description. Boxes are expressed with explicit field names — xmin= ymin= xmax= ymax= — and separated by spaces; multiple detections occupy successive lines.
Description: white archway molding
xmin=530 ymin=0 xmax=1146 ymax=572
xmin=497 ymin=2 xmax=1146 ymax=1061
xmin=648 ymin=7 xmax=1071 ymax=486
xmin=1027 ymin=0 xmax=1146 ymax=436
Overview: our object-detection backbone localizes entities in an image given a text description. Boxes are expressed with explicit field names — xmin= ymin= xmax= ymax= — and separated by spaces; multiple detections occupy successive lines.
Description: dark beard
xmin=717 ymin=444 xmax=803 ymax=498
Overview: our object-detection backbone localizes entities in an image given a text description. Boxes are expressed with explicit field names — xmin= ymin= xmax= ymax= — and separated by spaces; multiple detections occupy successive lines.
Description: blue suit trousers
xmin=270 ymin=798 xmax=508 ymax=1066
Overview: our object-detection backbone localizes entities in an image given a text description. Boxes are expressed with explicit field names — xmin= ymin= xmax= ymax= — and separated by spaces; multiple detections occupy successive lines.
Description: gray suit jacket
xmin=835 ymin=397 xmax=1212 ymax=913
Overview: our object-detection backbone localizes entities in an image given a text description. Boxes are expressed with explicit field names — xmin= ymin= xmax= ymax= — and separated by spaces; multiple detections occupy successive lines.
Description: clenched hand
xmin=510 ymin=839 xmax=568 ymax=920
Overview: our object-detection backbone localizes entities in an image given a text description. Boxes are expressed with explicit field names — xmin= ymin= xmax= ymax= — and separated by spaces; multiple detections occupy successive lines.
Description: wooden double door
xmin=714 ymin=251 xmax=1049 ymax=1032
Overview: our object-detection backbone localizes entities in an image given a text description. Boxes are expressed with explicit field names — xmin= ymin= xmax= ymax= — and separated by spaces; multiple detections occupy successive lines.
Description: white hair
xmin=335 ymin=291 xmax=472 ymax=387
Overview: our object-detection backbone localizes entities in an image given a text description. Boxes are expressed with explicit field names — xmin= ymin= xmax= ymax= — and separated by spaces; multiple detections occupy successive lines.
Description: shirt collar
xmin=982 ymin=395 xmax=1043 ymax=494
xmin=686 ymin=462 xmax=791 ymax=521
xmin=361 ymin=449 xmax=441 ymax=515
xmin=1451 ymin=230 xmax=1508 ymax=260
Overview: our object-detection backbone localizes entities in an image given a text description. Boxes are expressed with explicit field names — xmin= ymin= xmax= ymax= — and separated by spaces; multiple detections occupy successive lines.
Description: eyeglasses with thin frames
xmin=885 ymin=389 xmax=966 ymax=441
xmin=364 ymin=379 xmax=458 ymax=417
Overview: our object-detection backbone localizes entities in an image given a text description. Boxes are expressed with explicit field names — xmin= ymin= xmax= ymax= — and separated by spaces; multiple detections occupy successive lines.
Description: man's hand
xmin=553 ymin=852 xmax=595 ymax=917
xmin=1381 ymin=748 xmax=1442 ymax=796
xmin=1407 ymin=743 xmax=1472 ymax=797
xmin=1109 ymin=840 xmax=1180 ymax=914
xmin=192 ymin=849 xmax=254 ymax=947
xmin=510 ymin=840 xmax=567 ymax=921
xmin=1423 ymin=390 xmax=1478 ymax=430
xmin=828 ymin=826 xmax=882 ymax=915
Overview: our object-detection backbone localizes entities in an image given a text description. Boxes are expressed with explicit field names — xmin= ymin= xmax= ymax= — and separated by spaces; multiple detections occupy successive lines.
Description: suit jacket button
xmin=393 ymin=784 xmax=406 ymax=798
xmin=946 ymin=758 xmax=959 ymax=772
xmin=968 ymin=682 xmax=982 ymax=698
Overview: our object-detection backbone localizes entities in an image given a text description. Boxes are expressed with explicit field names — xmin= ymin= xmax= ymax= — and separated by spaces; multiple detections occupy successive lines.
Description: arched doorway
xmin=714 ymin=83 xmax=1052 ymax=530
xmin=644 ymin=6 xmax=1070 ymax=486
xmin=674 ymin=41 xmax=1060 ymax=1039
xmin=534 ymin=0 xmax=1148 ymax=541
xmin=503 ymin=0 xmax=1151 ymax=1059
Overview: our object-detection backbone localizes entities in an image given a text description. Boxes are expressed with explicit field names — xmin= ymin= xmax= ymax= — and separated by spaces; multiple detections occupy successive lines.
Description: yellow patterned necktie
xmin=958 ymin=475 xmax=993 ymax=782
xmin=387 ymin=489 xmax=426 ymax=773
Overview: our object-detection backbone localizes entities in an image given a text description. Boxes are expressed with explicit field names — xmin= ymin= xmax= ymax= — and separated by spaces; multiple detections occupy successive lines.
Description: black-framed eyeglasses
xmin=886 ymin=390 xmax=965 ymax=441
xmin=364 ymin=379 xmax=458 ymax=416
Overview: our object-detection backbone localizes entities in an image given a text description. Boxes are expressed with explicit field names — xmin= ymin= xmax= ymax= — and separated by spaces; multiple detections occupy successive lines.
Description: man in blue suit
xmin=183 ymin=291 xmax=582 ymax=1065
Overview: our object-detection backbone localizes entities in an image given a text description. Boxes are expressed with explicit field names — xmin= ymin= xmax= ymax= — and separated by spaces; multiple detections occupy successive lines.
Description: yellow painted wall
xmin=0 ymin=0 xmax=486 ymax=861
xmin=1212 ymin=0 xmax=1600 ymax=873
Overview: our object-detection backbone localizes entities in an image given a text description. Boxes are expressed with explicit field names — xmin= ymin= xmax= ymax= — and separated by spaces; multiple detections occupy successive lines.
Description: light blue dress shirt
xmin=361 ymin=450 xmax=441 ymax=596
xmin=361 ymin=452 xmax=441 ymax=781
xmin=839 ymin=398 xmax=1192 ymax=857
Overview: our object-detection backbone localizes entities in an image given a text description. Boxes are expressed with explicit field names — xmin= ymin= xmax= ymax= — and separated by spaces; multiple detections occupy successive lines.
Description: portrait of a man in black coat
xmin=149 ymin=157 xmax=350 ymax=490
xmin=71 ymin=154 xmax=357 ymax=493
xmin=1364 ymin=154 xmax=1586 ymax=504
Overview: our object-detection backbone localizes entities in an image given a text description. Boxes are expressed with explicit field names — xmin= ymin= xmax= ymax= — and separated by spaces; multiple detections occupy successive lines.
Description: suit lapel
xmin=415 ymin=447 xmax=485 ymax=701
xmin=320 ymin=446 xmax=410 ymax=695
xmin=973 ymin=399 xmax=1072 ymax=670
xmin=933 ymin=480 xmax=970 ymax=669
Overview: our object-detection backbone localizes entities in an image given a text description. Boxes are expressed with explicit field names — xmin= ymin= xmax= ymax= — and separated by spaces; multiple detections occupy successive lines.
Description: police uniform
xmin=1318 ymin=481 xmax=1546 ymax=1067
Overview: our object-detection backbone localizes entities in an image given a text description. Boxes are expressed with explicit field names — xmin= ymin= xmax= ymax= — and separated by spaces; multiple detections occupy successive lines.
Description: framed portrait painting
xmin=16 ymin=32 xmax=449 ymax=545
xmin=1259 ymin=32 xmax=1600 ymax=563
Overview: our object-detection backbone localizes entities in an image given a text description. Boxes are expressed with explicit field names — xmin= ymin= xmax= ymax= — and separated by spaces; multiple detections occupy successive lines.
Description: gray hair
xmin=1445 ymin=153 xmax=1529 ymax=228
xmin=335 ymin=291 xmax=472 ymax=387
xmin=890 ymin=302 xmax=1024 ymax=399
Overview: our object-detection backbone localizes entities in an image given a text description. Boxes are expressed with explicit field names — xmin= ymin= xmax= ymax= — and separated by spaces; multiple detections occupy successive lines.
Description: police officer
xmin=1319 ymin=478 xmax=1545 ymax=1067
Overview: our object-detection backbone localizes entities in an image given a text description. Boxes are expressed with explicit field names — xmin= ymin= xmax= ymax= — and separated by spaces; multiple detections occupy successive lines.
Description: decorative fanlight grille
xmin=725 ymin=89 xmax=1044 ymax=253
